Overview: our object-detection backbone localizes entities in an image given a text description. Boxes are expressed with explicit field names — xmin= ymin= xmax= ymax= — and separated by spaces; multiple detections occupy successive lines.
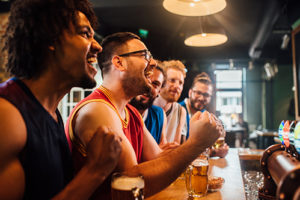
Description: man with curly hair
xmin=0 ymin=0 xmax=121 ymax=199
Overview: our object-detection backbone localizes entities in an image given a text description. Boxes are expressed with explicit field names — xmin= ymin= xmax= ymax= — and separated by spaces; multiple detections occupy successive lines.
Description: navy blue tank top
xmin=0 ymin=78 xmax=73 ymax=199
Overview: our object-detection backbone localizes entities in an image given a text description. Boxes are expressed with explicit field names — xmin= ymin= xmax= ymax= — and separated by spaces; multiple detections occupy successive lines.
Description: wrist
xmin=210 ymin=149 xmax=216 ymax=157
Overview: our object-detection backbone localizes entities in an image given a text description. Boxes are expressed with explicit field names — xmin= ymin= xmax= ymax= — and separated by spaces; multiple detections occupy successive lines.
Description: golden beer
xmin=185 ymin=159 xmax=209 ymax=197
xmin=213 ymin=137 xmax=225 ymax=149
xmin=111 ymin=174 xmax=144 ymax=200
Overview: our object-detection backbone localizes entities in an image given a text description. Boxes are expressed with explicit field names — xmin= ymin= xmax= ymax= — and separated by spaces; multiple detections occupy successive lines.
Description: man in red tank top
xmin=66 ymin=32 xmax=221 ymax=199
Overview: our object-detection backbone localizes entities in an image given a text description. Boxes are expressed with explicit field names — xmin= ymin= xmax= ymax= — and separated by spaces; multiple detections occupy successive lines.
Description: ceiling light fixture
xmin=184 ymin=17 xmax=228 ymax=47
xmin=163 ymin=0 xmax=226 ymax=16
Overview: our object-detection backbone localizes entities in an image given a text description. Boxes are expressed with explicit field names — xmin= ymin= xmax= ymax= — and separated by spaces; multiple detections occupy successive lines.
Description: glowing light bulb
xmin=190 ymin=2 xmax=195 ymax=7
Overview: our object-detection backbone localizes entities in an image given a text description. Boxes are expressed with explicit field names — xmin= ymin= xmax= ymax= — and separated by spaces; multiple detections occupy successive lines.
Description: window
xmin=59 ymin=65 xmax=102 ymax=124
xmin=215 ymin=69 xmax=243 ymax=128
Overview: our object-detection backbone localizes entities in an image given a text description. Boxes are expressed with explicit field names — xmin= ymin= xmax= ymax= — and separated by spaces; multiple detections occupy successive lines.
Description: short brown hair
xmin=98 ymin=32 xmax=141 ymax=76
xmin=191 ymin=72 xmax=212 ymax=88
xmin=162 ymin=60 xmax=186 ymax=78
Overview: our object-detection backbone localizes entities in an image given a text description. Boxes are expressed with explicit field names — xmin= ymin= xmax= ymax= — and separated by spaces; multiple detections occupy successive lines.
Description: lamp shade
xmin=184 ymin=33 xmax=227 ymax=47
xmin=163 ymin=0 xmax=226 ymax=16
xmin=184 ymin=17 xmax=227 ymax=47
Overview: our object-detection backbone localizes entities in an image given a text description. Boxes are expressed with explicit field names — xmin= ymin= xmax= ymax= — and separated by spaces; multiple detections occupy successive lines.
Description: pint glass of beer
xmin=185 ymin=158 xmax=209 ymax=197
xmin=111 ymin=173 xmax=144 ymax=200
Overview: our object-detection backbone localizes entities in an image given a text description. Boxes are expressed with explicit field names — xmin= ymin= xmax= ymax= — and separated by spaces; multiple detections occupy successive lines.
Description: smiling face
xmin=189 ymin=81 xmax=213 ymax=111
xmin=120 ymin=39 xmax=157 ymax=98
xmin=130 ymin=67 xmax=164 ymax=110
xmin=54 ymin=11 xmax=102 ymax=89
xmin=159 ymin=68 xmax=184 ymax=102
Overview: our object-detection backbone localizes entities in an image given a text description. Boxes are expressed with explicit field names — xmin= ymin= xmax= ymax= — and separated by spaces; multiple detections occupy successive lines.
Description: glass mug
xmin=185 ymin=158 xmax=209 ymax=198
xmin=213 ymin=137 xmax=225 ymax=149
xmin=111 ymin=172 xmax=144 ymax=200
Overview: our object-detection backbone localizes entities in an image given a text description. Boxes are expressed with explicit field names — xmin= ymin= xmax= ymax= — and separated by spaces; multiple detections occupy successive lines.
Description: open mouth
xmin=86 ymin=56 xmax=98 ymax=74
xmin=87 ymin=56 xmax=98 ymax=66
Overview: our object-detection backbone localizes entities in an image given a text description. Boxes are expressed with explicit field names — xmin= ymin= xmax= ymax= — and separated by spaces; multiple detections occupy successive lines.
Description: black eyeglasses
xmin=192 ymin=90 xmax=211 ymax=98
xmin=119 ymin=49 xmax=153 ymax=62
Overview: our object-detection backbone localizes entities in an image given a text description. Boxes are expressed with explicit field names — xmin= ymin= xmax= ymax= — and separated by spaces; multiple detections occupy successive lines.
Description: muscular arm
xmin=142 ymin=125 xmax=162 ymax=161
xmin=0 ymin=98 xmax=26 ymax=200
xmin=0 ymin=98 xmax=121 ymax=200
xmin=74 ymin=101 xmax=220 ymax=197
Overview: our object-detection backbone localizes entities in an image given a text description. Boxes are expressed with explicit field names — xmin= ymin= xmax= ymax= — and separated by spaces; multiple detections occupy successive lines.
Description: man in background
xmin=153 ymin=60 xmax=187 ymax=144
xmin=130 ymin=64 xmax=169 ymax=146
xmin=180 ymin=72 xmax=229 ymax=158
xmin=0 ymin=0 xmax=121 ymax=199
xmin=66 ymin=32 xmax=221 ymax=199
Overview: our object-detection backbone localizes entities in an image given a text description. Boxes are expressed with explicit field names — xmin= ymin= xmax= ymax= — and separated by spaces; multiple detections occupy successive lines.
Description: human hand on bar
xmin=210 ymin=143 xmax=229 ymax=158
xmin=189 ymin=111 xmax=221 ymax=149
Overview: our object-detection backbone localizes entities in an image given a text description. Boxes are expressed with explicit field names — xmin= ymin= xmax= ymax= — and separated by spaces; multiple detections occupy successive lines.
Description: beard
xmin=190 ymin=98 xmax=206 ymax=111
xmin=160 ymin=89 xmax=180 ymax=103
xmin=121 ymin=71 xmax=151 ymax=98
xmin=129 ymin=95 xmax=155 ymax=111
xmin=77 ymin=74 xmax=97 ymax=89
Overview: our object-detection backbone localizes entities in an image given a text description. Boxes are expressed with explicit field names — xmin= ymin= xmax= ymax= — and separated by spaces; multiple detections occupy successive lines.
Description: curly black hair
xmin=3 ymin=0 xmax=97 ymax=79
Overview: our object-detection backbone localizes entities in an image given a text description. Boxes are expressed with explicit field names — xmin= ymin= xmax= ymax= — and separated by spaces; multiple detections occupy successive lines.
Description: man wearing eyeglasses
xmin=180 ymin=72 xmax=229 ymax=158
xmin=66 ymin=32 xmax=221 ymax=199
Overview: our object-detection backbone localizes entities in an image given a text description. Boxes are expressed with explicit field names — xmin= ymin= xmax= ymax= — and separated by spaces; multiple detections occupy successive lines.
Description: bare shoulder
xmin=180 ymin=106 xmax=187 ymax=118
xmin=74 ymin=101 xmax=124 ymax=144
xmin=0 ymin=97 xmax=26 ymax=156
xmin=74 ymin=101 xmax=138 ymax=170
xmin=0 ymin=97 xmax=26 ymax=199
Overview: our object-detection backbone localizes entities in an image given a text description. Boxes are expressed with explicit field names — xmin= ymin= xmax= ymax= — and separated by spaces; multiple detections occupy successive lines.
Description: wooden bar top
xmin=146 ymin=149 xmax=246 ymax=200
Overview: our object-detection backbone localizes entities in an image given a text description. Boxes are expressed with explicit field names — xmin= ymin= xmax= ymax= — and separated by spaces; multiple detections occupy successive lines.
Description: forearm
xmin=52 ymin=165 xmax=109 ymax=200
xmin=126 ymin=139 xmax=206 ymax=197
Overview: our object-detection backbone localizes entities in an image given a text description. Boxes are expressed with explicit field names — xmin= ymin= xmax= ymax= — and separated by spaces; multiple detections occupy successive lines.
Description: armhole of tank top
xmin=178 ymin=103 xmax=182 ymax=120
xmin=68 ymin=99 xmax=117 ymax=157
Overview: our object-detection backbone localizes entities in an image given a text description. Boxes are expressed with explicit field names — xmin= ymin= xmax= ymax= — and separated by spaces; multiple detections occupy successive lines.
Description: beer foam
xmin=112 ymin=176 xmax=144 ymax=190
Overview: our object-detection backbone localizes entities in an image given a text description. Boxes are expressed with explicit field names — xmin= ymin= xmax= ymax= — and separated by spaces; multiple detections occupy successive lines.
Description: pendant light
xmin=163 ymin=0 xmax=226 ymax=17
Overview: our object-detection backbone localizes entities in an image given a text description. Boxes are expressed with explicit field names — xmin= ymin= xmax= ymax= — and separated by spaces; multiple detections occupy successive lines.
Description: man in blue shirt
xmin=180 ymin=72 xmax=229 ymax=157
xmin=130 ymin=64 xmax=169 ymax=146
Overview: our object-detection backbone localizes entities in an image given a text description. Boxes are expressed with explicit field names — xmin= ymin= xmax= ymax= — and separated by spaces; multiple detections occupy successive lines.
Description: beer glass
xmin=111 ymin=172 xmax=144 ymax=200
xmin=185 ymin=158 xmax=209 ymax=197
xmin=213 ymin=137 xmax=225 ymax=149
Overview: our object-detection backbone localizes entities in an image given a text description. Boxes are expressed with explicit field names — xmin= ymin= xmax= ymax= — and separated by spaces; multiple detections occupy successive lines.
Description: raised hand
xmin=85 ymin=127 xmax=122 ymax=174
xmin=189 ymin=111 xmax=221 ymax=149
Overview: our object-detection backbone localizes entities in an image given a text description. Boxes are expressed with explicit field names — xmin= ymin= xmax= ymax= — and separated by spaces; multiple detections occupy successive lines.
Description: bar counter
xmin=146 ymin=149 xmax=246 ymax=200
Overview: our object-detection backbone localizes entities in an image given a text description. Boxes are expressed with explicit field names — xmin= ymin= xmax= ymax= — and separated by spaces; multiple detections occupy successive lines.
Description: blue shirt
xmin=145 ymin=105 xmax=164 ymax=144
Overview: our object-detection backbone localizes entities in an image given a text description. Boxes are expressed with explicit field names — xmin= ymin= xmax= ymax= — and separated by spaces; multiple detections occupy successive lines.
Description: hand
xmin=211 ymin=114 xmax=226 ymax=138
xmin=158 ymin=142 xmax=180 ymax=157
xmin=211 ymin=143 xmax=229 ymax=158
xmin=189 ymin=111 xmax=221 ymax=149
xmin=159 ymin=142 xmax=180 ymax=151
xmin=85 ymin=127 xmax=122 ymax=174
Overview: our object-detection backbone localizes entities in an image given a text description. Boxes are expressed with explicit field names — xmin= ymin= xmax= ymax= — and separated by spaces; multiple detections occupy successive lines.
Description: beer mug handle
xmin=132 ymin=187 xmax=143 ymax=200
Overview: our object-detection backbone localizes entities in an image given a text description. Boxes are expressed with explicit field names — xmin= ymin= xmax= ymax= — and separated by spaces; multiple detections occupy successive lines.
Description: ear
xmin=111 ymin=55 xmax=127 ymax=71
xmin=188 ymin=89 xmax=192 ymax=97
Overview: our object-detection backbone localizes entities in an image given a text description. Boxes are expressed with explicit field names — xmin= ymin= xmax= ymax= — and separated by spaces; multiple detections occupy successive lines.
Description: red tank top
xmin=65 ymin=86 xmax=144 ymax=163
